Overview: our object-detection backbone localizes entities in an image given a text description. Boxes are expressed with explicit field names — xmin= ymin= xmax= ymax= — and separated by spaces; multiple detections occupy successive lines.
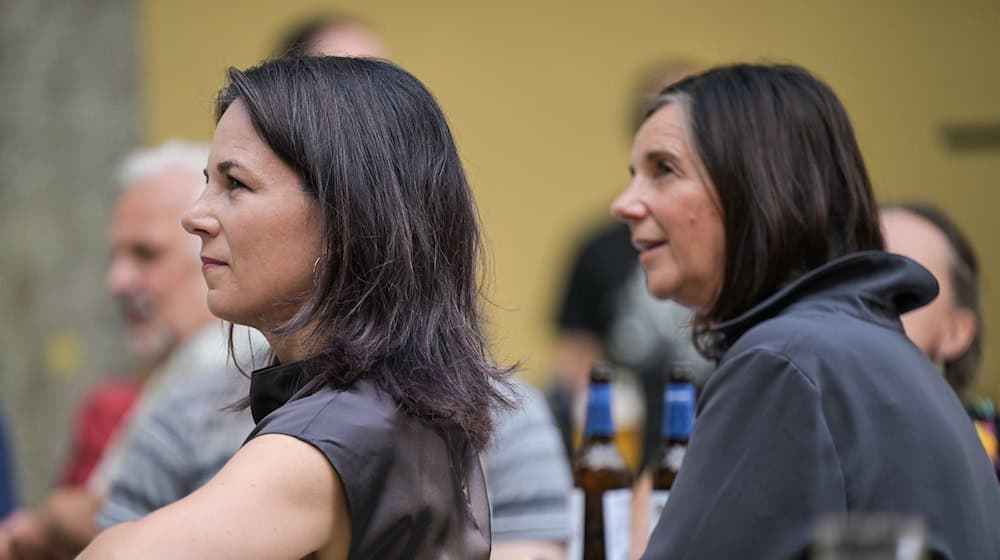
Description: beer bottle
xmin=650 ymin=368 xmax=696 ymax=516
xmin=572 ymin=363 xmax=633 ymax=560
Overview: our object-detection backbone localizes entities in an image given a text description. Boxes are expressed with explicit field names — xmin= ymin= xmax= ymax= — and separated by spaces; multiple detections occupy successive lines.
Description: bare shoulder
xmin=229 ymin=434 xmax=341 ymax=500
xmin=79 ymin=434 xmax=351 ymax=560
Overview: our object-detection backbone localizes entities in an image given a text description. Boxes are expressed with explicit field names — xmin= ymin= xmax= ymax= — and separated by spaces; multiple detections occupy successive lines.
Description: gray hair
xmin=115 ymin=140 xmax=210 ymax=190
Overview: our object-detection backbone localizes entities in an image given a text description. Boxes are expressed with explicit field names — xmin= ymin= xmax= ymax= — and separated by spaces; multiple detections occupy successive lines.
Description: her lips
xmin=635 ymin=239 xmax=667 ymax=264
xmin=633 ymin=239 xmax=667 ymax=251
xmin=201 ymin=256 xmax=226 ymax=269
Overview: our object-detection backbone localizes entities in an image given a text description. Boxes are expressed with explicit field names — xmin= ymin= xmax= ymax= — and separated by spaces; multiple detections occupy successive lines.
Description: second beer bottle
xmin=650 ymin=370 xmax=696 ymax=520
xmin=572 ymin=362 xmax=633 ymax=560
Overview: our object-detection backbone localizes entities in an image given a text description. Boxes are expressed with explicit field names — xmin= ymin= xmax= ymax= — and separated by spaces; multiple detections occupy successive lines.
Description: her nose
xmin=181 ymin=194 xmax=218 ymax=239
xmin=610 ymin=183 xmax=646 ymax=223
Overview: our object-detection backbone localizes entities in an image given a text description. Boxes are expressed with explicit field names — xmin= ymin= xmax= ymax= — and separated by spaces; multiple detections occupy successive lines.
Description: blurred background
xmin=1 ymin=0 xmax=998 ymax=504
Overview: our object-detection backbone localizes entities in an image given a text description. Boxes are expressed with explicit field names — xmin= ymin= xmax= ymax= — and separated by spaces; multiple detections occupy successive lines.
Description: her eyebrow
xmin=645 ymin=149 xmax=682 ymax=168
xmin=216 ymin=160 xmax=242 ymax=174
xmin=212 ymin=159 xmax=262 ymax=183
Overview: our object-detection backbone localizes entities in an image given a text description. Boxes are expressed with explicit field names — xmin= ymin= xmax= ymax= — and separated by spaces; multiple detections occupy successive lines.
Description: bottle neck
xmin=663 ymin=381 xmax=695 ymax=439
xmin=583 ymin=382 xmax=614 ymax=438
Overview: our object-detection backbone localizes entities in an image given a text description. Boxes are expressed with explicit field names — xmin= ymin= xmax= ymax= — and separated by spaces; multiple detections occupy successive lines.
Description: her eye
xmin=226 ymin=175 xmax=249 ymax=190
xmin=656 ymin=160 xmax=675 ymax=176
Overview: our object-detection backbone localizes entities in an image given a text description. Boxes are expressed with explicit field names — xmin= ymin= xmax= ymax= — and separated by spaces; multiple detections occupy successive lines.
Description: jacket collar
xmin=710 ymin=251 xmax=938 ymax=352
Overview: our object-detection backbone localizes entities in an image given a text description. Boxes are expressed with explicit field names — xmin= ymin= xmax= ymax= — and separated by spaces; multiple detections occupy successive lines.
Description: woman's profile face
xmin=611 ymin=102 xmax=725 ymax=311
xmin=182 ymin=100 xmax=323 ymax=332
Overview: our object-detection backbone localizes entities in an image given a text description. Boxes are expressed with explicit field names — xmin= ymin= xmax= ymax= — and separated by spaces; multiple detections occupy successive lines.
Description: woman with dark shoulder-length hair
xmin=79 ymin=56 xmax=513 ymax=560
xmin=613 ymin=63 xmax=1000 ymax=559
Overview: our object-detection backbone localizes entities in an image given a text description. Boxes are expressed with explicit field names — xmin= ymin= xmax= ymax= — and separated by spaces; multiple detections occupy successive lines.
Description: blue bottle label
xmin=664 ymin=382 xmax=695 ymax=438
xmin=583 ymin=383 xmax=614 ymax=437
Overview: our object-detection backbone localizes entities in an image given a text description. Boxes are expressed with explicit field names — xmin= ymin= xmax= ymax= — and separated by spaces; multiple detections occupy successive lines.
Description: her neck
xmin=266 ymin=329 xmax=316 ymax=365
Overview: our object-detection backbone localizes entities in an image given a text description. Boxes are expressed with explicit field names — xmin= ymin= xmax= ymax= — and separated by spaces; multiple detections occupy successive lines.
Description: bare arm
xmin=628 ymin=469 xmax=653 ymax=560
xmin=78 ymin=434 xmax=350 ymax=560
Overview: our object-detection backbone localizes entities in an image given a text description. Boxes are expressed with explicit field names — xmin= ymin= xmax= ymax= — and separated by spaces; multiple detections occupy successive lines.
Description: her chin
xmin=646 ymin=281 xmax=703 ymax=312
xmin=643 ymin=272 xmax=679 ymax=302
xmin=206 ymin=296 xmax=240 ymax=325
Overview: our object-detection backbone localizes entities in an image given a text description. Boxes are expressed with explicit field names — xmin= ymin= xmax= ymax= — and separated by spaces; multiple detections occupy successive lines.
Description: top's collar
xmin=249 ymin=358 xmax=317 ymax=423
xmin=710 ymin=251 xmax=938 ymax=350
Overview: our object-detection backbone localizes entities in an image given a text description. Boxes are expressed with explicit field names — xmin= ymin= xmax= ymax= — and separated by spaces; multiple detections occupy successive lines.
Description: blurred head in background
xmin=627 ymin=58 xmax=699 ymax=135
xmin=276 ymin=14 xmax=388 ymax=58
xmin=106 ymin=142 xmax=215 ymax=365
xmin=881 ymin=203 xmax=982 ymax=395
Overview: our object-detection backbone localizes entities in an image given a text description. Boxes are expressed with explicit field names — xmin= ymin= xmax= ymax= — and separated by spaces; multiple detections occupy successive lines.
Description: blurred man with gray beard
xmin=0 ymin=142 xmax=249 ymax=559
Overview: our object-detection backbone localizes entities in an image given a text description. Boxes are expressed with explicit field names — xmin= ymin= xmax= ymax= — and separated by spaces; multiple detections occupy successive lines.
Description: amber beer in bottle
xmin=573 ymin=363 xmax=633 ymax=560
xmin=649 ymin=372 xmax=696 ymax=525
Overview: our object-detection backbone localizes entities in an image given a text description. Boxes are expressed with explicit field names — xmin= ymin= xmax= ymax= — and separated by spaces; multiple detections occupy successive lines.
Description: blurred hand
xmin=41 ymin=490 xmax=99 ymax=548
xmin=2 ymin=510 xmax=58 ymax=560
xmin=0 ymin=523 xmax=13 ymax=560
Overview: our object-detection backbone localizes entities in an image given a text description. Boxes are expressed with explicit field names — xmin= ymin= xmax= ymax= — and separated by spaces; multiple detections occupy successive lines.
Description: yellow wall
xmin=143 ymin=0 xmax=1000 ymax=395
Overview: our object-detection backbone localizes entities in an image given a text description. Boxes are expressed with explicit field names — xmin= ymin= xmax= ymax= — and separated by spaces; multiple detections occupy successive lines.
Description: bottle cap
xmin=590 ymin=361 xmax=615 ymax=384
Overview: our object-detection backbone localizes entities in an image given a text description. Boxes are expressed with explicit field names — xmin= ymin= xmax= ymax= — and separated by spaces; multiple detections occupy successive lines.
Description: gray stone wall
xmin=0 ymin=0 xmax=137 ymax=504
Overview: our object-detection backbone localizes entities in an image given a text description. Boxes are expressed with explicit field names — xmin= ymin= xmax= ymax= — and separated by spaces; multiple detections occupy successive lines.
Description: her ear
xmin=939 ymin=307 xmax=978 ymax=363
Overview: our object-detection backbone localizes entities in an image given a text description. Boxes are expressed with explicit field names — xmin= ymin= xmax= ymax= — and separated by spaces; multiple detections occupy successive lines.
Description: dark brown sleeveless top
xmin=246 ymin=360 xmax=491 ymax=560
